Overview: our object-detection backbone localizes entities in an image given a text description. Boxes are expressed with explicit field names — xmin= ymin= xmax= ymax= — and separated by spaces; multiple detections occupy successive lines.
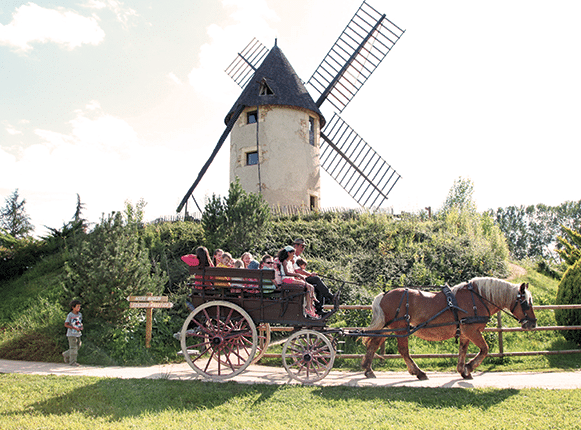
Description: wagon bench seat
xmin=186 ymin=266 xmax=325 ymax=327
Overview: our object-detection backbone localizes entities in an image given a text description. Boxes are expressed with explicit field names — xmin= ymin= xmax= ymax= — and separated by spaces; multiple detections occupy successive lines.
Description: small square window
xmin=247 ymin=111 xmax=257 ymax=124
xmin=246 ymin=151 xmax=259 ymax=166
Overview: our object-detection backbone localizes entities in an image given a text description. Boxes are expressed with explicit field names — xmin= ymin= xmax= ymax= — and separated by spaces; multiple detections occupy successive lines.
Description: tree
xmin=440 ymin=177 xmax=476 ymax=215
xmin=63 ymin=202 xmax=165 ymax=324
xmin=556 ymin=226 xmax=581 ymax=266
xmin=202 ymin=178 xmax=270 ymax=256
xmin=0 ymin=189 xmax=34 ymax=238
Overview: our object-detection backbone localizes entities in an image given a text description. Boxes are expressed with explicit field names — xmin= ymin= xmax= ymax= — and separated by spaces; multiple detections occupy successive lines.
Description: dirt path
xmin=1 ymin=359 xmax=579 ymax=389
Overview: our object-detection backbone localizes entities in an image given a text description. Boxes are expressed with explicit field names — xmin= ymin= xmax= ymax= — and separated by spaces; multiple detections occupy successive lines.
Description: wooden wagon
xmin=179 ymin=266 xmax=341 ymax=383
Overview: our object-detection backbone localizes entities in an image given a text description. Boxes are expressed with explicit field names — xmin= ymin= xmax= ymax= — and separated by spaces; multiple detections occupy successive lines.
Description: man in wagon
xmin=292 ymin=238 xmax=336 ymax=316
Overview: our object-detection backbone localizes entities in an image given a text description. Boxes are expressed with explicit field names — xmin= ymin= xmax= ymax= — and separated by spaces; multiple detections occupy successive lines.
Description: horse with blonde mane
xmin=361 ymin=277 xmax=537 ymax=380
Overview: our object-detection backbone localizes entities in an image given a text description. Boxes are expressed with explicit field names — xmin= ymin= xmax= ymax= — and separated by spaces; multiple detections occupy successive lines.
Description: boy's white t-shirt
xmin=66 ymin=311 xmax=83 ymax=337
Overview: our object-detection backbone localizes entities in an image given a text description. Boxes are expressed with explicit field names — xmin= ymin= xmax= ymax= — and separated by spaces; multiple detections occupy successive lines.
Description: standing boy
xmin=63 ymin=300 xmax=83 ymax=366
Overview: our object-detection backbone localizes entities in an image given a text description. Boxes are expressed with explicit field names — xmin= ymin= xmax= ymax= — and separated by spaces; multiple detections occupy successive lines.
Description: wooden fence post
xmin=145 ymin=293 xmax=153 ymax=348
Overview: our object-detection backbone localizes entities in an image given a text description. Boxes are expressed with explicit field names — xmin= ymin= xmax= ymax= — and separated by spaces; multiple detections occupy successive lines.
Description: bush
xmin=143 ymin=220 xmax=205 ymax=292
xmin=63 ymin=210 xmax=166 ymax=325
xmin=555 ymin=257 xmax=581 ymax=346
xmin=0 ymin=233 xmax=45 ymax=281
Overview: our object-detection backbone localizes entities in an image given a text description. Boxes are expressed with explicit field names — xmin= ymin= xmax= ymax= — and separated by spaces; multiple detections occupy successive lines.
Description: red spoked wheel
xmin=180 ymin=301 xmax=257 ymax=381
xmin=282 ymin=329 xmax=336 ymax=383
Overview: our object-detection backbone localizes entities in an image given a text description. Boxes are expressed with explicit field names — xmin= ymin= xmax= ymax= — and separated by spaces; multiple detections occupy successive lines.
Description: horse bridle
xmin=510 ymin=291 xmax=537 ymax=325
xmin=467 ymin=282 xmax=536 ymax=326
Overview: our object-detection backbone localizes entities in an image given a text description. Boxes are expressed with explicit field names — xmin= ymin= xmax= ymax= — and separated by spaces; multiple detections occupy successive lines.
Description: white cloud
xmin=0 ymin=3 xmax=105 ymax=52
xmin=83 ymin=0 xmax=138 ymax=29
xmin=0 ymin=102 xmax=200 ymax=234
xmin=167 ymin=72 xmax=182 ymax=85
xmin=187 ymin=0 xmax=280 ymax=98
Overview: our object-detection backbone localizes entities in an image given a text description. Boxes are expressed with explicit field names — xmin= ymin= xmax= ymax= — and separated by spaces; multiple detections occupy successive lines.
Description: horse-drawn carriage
xmin=178 ymin=265 xmax=537 ymax=383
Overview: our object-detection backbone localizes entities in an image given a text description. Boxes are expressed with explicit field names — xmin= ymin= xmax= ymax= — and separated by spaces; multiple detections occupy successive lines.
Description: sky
xmin=1 ymin=0 xmax=580 ymax=236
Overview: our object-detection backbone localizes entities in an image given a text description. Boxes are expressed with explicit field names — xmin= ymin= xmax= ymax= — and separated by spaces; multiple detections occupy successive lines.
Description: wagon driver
xmin=292 ymin=238 xmax=336 ymax=316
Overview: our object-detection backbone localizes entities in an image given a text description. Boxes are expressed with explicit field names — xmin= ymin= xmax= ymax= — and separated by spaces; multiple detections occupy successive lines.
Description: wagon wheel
xmin=212 ymin=322 xmax=270 ymax=366
xmin=180 ymin=301 xmax=257 ymax=381
xmin=282 ymin=329 xmax=336 ymax=383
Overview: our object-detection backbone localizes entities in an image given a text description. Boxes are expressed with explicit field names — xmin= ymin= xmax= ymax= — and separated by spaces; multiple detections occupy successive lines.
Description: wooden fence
xmin=263 ymin=304 xmax=581 ymax=360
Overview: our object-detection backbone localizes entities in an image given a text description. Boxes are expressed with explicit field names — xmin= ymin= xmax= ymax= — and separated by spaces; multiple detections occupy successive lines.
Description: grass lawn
xmin=1 ymin=374 xmax=580 ymax=430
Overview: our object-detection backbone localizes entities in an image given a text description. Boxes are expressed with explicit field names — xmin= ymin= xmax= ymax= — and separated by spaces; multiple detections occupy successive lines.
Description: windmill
xmin=177 ymin=1 xmax=404 ymax=215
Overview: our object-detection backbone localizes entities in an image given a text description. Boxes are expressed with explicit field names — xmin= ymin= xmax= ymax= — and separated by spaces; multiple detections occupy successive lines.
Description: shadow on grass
xmin=0 ymin=330 xmax=62 ymax=362
xmin=8 ymin=377 xmax=520 ymax=420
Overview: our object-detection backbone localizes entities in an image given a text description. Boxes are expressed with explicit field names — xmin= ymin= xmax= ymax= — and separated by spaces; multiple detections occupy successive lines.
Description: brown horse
xmin=361 ymin=277 xmax=537 ymax=380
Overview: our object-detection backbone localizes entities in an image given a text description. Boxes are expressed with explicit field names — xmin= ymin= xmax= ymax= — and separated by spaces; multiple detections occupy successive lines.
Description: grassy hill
xmin=0 ymin=211 xmax=578 ymax=371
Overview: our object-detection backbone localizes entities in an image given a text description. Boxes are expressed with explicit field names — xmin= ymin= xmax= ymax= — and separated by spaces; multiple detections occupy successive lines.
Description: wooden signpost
xmin=127 ymin=293 xmax=173 ymax=348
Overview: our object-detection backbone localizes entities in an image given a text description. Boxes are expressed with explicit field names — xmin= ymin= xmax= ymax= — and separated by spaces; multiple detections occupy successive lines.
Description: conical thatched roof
xmin=225 ymin=44 xmax=325 ymax=126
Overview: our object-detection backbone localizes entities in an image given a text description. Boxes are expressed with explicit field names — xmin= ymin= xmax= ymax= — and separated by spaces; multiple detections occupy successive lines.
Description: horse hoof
xmin=364 ymin=370 xmax=376 ymax=379
xmin=461 ymin=372 xmax=473 ymax=380
xmin=417 ymin=374 xmax=428 ymax=381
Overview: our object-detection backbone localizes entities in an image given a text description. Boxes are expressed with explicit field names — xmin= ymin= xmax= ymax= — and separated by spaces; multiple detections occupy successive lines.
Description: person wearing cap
xmin=292 ymin=238 xmax=335 ymax=316
xmin=277 ymin=245 xmax=319 ymax=319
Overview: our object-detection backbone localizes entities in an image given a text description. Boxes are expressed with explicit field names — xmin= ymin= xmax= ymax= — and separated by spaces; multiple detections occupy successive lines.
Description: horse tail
xmin=361 ymin=292 xmax=386 ymax=347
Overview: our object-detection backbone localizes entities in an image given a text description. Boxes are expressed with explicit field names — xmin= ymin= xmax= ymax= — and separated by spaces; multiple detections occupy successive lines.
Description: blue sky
xmin=1 ymin=0 xmax=580 ymax=235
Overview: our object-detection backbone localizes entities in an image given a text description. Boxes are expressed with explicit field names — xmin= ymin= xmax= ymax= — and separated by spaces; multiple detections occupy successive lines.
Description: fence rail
xmin=262 ymin=304 xmax=581 ymax=360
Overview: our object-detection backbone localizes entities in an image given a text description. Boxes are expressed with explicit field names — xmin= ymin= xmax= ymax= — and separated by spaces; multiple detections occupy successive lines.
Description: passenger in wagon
xmin=293 ymin=238 xmax=335 ymax=316
xmin=215 ymin=252 xmax=233 ymax=287
xmin=240 ymin=252 xmax=253 ymax=268
xmin=230 ymin=259 xmax=245 ymax=293
xmin=181 ymin=246 xmax=214 ymax=289
xmin=277 ymin=246 xmax=319 ymax=319
xmin=212 ymin=249 xmax=223 ymax=267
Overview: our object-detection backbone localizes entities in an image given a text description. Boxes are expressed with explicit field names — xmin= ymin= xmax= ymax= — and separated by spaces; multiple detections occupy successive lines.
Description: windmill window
xmin=247 ymin=111 xmax=257 ymax=124
xmin=310 ymin=195 xmax=318 ymax=210
xmin=246 ymin=151 xmax=259 ymax=166
xmin=309 ymin=117 xmax=315 ymax=146
xmin=259 ymin=78 xmax=274 ymax=96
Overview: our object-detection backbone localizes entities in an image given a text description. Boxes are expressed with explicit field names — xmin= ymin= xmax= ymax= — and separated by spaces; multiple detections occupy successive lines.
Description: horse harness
xmin=382 ymin=283 xmax=492 ymax=341
xmin=381 ymin=282 xmax=537 ymax=341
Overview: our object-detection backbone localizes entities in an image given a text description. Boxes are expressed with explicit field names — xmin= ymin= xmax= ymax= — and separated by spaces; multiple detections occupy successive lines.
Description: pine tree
xmin=63 ymin=203 xmax=165 ymax=324
xmin=0 ymin=189 xmax=34 ymax=238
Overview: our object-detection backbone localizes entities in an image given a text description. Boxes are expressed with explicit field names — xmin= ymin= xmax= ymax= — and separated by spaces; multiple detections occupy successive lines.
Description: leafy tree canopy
xmin=202 ymin=178 xmax=270 ymax=256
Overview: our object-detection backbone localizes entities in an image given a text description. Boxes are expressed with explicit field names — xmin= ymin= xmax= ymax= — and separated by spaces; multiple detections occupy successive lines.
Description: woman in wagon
xmin=181 ymin=246 xmax=214 ymax=289
xmin=277 ymin=246 xmax=319 ymax=319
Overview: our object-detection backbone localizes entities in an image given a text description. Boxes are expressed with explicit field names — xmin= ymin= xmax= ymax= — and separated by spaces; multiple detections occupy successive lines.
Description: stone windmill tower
xmin=177 ymin=1 xmax=405 ymax=214
xmin=226 ymin=42 xmax=325 ymax=210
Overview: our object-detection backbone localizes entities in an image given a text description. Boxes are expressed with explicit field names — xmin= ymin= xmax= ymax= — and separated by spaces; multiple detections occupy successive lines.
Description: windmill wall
xmin=230 ymin=105 xmax=321 ymax=210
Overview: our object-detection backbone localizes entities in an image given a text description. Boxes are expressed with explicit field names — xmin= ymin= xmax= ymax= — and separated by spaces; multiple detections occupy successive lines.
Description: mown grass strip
xmin=1 ymin=374 xmax=579 ymax=430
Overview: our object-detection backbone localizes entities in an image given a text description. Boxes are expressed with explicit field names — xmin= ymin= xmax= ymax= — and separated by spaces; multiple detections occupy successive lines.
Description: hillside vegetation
xmin=0 ymin=182 xmax=578 ymax=369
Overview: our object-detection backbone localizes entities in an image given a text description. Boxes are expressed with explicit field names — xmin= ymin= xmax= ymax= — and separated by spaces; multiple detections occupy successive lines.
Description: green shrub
xmin=0 ymin=233 xmax=45 ymax=281
xmin=555 ymin=257 xmax=581 ymax=346
xmin=63 ymin=210 xmax=166 ymax=325
xmin=143 ymin=220 xmax=205 ymax=291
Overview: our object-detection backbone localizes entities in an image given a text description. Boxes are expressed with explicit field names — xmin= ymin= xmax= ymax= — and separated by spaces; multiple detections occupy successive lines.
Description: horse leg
xmin=456 ymin=336 xmax=471 ymax=379
xmin=361 ymin=336 xmax=385 ymax=378
xmin=457 ymin=329 xmax=489 ymax=379
xmin=397 ymin=337 xmax=428 ymax=380
xmin=463 ymin=330 xmax=489 ymax=378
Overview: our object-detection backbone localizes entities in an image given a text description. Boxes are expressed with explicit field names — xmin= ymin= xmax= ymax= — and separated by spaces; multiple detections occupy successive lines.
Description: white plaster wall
xmin=230 ymin=105 xmax=321 ymax=208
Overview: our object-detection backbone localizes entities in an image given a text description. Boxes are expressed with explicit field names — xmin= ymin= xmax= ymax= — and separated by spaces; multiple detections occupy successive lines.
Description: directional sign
xmin=127 ymin=295 xmax=168 ymax=302
xmin=129 ymin=302 xmax=174 ymax=309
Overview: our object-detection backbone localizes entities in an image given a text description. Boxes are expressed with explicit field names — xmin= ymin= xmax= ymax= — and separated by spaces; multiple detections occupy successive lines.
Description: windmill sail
xmin=307 ymin=0 xmax=404 ymax=113
xmin=320 ymin=113 xmax=400 ymax=208
xmin=176 ymin=104 xmax=246 ymax=213
xmin=225 ymin=38 xmax=269 ymax=89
